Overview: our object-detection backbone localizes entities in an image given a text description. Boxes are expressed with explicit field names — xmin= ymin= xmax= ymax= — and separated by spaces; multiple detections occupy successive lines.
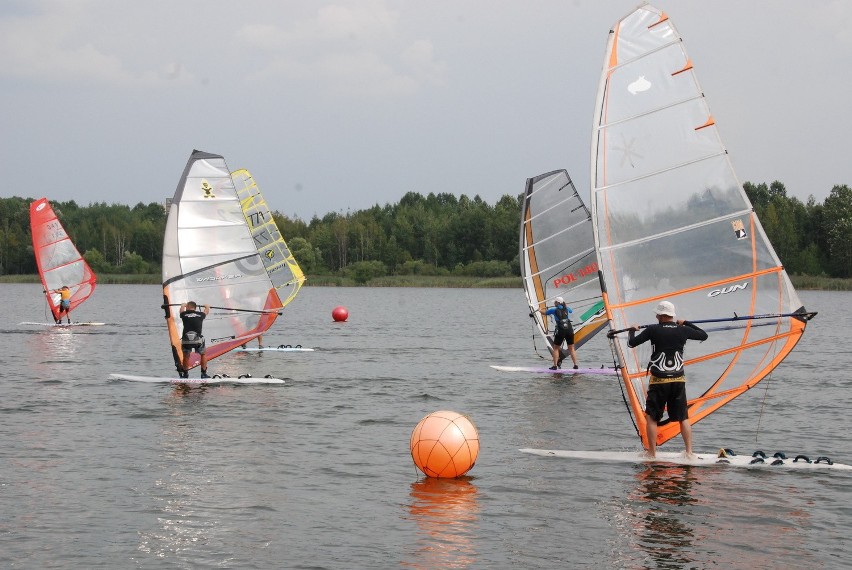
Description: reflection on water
xmin=30 ymin=327 xmax=79 ymax=373
xmin=403 ymin=477 xmax=480 ymax=569
xmin=627 ymin=465 xmax=700 ymax=568
xmin=137 ymin=389 xmax=221 ymax=564
xmin=613 ymin=464 xmax=820 ymax=569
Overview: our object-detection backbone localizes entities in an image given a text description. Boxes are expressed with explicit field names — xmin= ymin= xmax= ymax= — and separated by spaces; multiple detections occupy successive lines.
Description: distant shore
xmin=1 ymin=273 xmax=850 ymax=290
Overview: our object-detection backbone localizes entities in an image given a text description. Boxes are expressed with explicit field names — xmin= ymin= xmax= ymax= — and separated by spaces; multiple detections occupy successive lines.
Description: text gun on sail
xmin=606 ymin=310 xmax=818 ymax=339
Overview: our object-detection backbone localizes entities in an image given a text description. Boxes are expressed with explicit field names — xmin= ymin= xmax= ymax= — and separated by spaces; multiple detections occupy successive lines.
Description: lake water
xmin=1 ymin=284 xmax=851 ymax=569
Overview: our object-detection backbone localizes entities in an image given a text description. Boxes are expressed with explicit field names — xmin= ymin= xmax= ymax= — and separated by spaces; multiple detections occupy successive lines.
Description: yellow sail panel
xmin=232 ymin=169 xmax=306 ymax=309
xmin=590 ymin=6 xmax=814 ymax=448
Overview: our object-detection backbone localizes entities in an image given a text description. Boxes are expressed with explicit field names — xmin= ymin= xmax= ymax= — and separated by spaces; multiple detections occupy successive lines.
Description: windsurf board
xmin=491 ymin=365 xmax=617 ymax=376
xmin=109 ymin=373 xmax=284 ymax=385
xmin=19 ymin=321 xmax=106 ymax=327
xmin=235 ymin=346 xmax=314 ymax=352
xmin=519 ymin=448 xmax=852 ymax=470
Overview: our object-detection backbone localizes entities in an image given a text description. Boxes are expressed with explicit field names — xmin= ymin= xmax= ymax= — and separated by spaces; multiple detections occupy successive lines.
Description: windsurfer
xmin=179 ymin=301 xmax=210 ymax=378
xmin=539 ymin=296 xmax=579 ymax=370
xmin=627 ymin=301 xmax=708 ymax=458
xmin=241 ymin=334 xmax=263 ymax=349
xmin=53 ymin=285 xmax=72 ymax=324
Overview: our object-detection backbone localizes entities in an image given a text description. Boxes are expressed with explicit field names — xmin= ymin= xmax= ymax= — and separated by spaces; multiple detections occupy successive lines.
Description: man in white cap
xmin=537 ymin=296 xmax=579 ymax=370
xmin=626 ymin=300 xmax=708 ymax=458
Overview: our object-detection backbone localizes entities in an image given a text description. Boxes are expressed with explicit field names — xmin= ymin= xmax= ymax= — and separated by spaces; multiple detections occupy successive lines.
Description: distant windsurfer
xmin=538 ymin=296 xmax=579 ymax=370
xmin=627 ymin=300 xmax=708 ymax=458
xmin=179 ymin=301 xmax=210 ymax=379
xmin=52 ymin=285 xmax=72 ymax=324
xmin=241 ymin=334 xmax=263 ymax=350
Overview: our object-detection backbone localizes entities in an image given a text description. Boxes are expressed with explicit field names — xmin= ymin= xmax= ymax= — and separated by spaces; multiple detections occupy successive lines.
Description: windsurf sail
xmin=590 ymin=5 xmax=815 ymax=449
xmin=521 ymin=170 xmax=607 ymax=353
xmin=29 ymin=198 xmax=97 ymax=321
xmin=231 ymin=168 xmax=305 ymax=308
xmin=161 ymin=150 xmax=284 ymax=371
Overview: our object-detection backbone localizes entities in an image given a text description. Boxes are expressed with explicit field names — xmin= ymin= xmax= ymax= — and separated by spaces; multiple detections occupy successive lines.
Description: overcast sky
xmin=1 ymin=0 xmax=850 ymax=220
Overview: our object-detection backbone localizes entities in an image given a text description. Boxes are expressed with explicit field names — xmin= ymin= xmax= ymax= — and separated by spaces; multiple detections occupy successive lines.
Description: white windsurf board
xmin=109 ymin=373 xmax=284 ymax=385
xmin=519 ymin=448 xmax=852 ymax=470
xmin=20 ymin=321 xmax=106 ymax=327
xmin=235 ymin=346 xmax=314 ymax=352
xmin=491 ymin=365 xmax=617 ymax=376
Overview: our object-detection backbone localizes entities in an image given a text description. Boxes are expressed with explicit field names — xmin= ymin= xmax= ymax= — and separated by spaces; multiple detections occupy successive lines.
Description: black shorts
xmin=645 ymin=379 xmax=687 ymax=422
xmin=554 ymin=328 xmax=574 ymax=346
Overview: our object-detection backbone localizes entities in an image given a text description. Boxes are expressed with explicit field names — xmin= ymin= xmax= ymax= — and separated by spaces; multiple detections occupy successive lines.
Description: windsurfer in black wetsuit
xmin=538 ymin=296 xmax=579 ymax=370
xmin=178 ymin=301 xmax=210 ymax=379
xmin=627 ymin=300 xmax=708 ymax=458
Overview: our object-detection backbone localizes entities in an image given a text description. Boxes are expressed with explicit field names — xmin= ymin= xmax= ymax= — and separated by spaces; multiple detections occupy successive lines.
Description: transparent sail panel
xmin=591 ymin=5 xmax=811 ymax=447
xmin=521 ymin=170 xmax=606 ymax=350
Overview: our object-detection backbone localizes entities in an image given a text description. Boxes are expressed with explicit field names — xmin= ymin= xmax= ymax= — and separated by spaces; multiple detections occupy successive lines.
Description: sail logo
xmin=36 ymin=202 xmax=46 ymax=212
xmin=554 ymin=262 xmax=598 ymax=287
xmin=201 ymin=180 xmax=216 ymax=199
xmin=731 ymin=219 xmax=748 ymax=240
xmin=196 ymin=274 xmax=242 ymax=282
xmin=708 ymin=282 xmax=749 ymax=297
xmin=628 ymin=76 xmax=651 ymax=95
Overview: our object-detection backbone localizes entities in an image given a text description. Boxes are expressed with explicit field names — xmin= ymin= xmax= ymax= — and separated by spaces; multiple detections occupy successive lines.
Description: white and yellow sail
xmin=162 ymin=151 xmax=283 ymax=371
xmin=231 ymin=168 xmax=305 ymax=309
xmin=590 ymin=5 xmax=814 ymax=448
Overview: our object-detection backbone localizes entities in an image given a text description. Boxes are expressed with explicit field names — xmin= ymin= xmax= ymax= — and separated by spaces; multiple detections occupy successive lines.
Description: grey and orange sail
xmin=590 ymin=5 xmax=815 ymax=449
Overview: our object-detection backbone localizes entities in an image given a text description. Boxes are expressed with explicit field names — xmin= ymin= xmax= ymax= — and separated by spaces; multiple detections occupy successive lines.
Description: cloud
xmin=234 ymin=2 xmax=445 ymax=97
xmin=0 ymin=1 xmax=194 ymax=86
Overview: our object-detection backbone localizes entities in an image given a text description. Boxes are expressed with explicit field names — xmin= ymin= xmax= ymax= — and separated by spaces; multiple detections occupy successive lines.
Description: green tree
xmin=823 ymin=185 xmax=852 ymax=278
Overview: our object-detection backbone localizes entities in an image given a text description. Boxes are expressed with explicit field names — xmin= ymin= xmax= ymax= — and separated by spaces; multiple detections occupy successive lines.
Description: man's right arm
xmin=627 ymin=327 xmax=649 ymax=348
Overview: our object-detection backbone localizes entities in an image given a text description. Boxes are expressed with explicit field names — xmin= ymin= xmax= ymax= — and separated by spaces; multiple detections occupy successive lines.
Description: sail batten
xmin=591 ymin=5 xmax=813 ymax=449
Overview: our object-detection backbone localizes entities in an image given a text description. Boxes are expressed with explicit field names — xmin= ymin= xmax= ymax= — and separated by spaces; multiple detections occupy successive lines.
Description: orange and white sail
xmin=29 ymin=198 xmax=97 ymax=320
xmin=590 ymin=5 xmax=814 ymax=448
xmin=162 ymin=150 xmax=283 ymax=371
xmin=521 ymin=170 xmax=606 ymax=351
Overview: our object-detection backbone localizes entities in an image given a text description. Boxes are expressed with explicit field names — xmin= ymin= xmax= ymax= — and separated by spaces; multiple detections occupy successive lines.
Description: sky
xmin=1 ymin=0 xmax=850 ymax=221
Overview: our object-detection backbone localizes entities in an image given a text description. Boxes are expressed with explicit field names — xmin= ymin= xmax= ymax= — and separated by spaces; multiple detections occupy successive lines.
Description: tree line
xmin=1 ymin=181 xmax=850 ymax=281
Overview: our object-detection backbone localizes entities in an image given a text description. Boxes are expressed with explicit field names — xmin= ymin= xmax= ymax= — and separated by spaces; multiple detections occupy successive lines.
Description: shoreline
xmin=1 ymin=273 xmax=850 ymax=291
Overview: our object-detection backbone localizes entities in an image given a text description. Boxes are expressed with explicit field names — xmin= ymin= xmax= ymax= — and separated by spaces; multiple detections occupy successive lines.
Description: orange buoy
xmin=410 ymin=411 xmax=480 ymax=478
xmin=332 ymin=306 xmax=348 ymax=322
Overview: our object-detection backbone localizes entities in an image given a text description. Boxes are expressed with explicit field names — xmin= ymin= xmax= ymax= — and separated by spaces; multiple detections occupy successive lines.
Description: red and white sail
xmin=29 ymin=198 xmax=97 ymax=320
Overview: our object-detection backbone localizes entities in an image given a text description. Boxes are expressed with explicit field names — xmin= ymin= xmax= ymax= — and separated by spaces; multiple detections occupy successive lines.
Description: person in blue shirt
xmin=538 ymin=296 xmax=578 ymax=370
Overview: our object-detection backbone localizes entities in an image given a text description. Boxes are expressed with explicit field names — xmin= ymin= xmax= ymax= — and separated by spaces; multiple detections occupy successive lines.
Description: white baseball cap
xmin=654 ymin=301 xmax=676 ymax=317
xmin=555 ymin=296 xmax=564 ymax=304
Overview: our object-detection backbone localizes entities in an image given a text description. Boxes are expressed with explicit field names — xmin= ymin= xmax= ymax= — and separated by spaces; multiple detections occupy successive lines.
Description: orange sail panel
xmin=590 ymin=5 xmax=813 ymax=449
xmin=29 ymin=198 xmax=97 ymax=320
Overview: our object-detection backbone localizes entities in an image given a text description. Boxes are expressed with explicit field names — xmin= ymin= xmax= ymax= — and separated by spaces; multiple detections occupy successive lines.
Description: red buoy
xmin=332 ymin=306 xmax=349 ymax=322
